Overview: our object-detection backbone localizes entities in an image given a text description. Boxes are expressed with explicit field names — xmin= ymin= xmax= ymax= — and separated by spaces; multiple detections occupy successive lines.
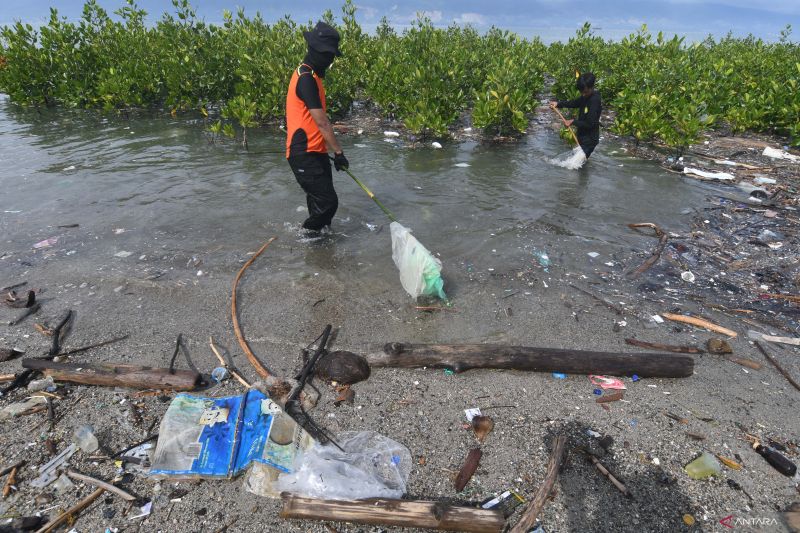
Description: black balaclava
xmin=304 ymin=49 xmax=336 ymax=78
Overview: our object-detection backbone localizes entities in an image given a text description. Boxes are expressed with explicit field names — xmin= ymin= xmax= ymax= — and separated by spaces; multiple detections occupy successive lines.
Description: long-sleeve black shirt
xmin=557 ymin=91 xmax=602 ymax=150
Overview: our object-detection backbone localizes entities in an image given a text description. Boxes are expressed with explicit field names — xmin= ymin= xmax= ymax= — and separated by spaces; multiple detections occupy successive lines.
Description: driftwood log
xmin=509 ymin=434 xmax=568 ymax=533
xmin=369 ymin=343 xmax=694 ymax=378
xmin=21 ymin=359 xmax=200 ymax=390
xmin=280 ymin=495 xmax=505 ymax=533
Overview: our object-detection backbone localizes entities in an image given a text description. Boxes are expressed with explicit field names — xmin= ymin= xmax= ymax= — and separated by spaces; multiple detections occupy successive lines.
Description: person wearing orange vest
xmin=286 ymin=21 xmax=348 ymax=232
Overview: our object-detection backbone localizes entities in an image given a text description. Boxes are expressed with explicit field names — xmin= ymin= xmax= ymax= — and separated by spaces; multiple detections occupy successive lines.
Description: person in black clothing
xmin=285 ymin=21 xmax=349 ymax=232
xmin=549 ymin=72 xmax=602 ymax=158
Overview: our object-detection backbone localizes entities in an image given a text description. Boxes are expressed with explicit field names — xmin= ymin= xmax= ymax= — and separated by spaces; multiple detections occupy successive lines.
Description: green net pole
xmin=343 ymin=168 xmax=397 ymax=223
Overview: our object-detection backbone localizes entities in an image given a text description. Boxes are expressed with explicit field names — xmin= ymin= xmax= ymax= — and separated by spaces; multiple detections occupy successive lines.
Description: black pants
xmin=578 ymin=136 xmax=599 ymax=158
xmin=288 ymin=152 xmax=338 ymax=231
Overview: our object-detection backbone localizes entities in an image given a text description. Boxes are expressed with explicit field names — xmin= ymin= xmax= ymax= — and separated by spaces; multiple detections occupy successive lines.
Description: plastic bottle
xmin=684 ymin=452 xmax=721 ymax=479
xmin=73 ymin=424 xmax=99 ymax=453
xmin=755 ymin=444 xmax=797 ymax=477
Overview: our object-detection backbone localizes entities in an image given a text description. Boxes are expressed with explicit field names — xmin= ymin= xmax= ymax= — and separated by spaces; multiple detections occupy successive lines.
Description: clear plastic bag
xmin=276 ymin=431 xmax=411 ymax=500
xmin=390 ymin=221 xmax=445 ymax=300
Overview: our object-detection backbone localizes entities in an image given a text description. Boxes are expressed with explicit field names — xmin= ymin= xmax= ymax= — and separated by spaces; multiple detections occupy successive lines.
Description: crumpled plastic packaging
xmin=276 ymin=431 xmax=411 ymax=500
xmin=390 ymin=222 xmax=445 ymax=300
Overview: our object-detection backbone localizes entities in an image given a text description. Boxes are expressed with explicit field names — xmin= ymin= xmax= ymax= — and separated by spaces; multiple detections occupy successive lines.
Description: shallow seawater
xmin=0 ymin=97 xmax=718 ymax=291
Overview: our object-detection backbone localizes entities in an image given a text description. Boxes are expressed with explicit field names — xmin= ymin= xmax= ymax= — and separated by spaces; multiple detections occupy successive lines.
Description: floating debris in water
xmin=33 ymin=237 xmax=58 ymax=249
xmin=454 ymin=162 xmax=470 ymax=168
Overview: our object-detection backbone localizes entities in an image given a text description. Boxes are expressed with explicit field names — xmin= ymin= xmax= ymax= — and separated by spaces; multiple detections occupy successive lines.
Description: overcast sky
xmin=2 ymin=0 xmax=798 ymax=42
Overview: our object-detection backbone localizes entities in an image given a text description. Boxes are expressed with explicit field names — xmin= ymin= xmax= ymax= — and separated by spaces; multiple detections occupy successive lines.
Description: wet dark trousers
xmin=579 ymin=138 xmax=598 ymax=158
xmin=288 ymin=152 xmax=338 ymax=231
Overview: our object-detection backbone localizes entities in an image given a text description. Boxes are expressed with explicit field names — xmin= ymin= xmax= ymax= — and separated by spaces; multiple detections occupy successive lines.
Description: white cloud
xmin=391 ymin=9 xmax=443 ymax=24
xmin=454 ymin=12 xmax=486 ymax=25
xmin=422 ymin=10 xmax=443 ymax=23
xmin=664 ymin=0 xmax=800 ymax=16
xmin=356 ymin=4 xmax=379 ymax=21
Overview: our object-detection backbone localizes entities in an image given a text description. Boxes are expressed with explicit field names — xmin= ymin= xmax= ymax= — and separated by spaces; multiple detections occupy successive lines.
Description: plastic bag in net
xmin=390 ymin=221 xmax=446 ymax=300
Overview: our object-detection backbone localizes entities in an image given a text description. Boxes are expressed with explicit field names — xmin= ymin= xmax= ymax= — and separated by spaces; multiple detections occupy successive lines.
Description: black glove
xmin=333 ymin=151 xmax=349 ymax=171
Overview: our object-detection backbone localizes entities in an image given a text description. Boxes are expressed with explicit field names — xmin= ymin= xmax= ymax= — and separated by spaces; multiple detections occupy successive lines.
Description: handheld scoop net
xmin=549 ymin=106 xmax=587 ymax=170
xmin=343 ymin=167 xmax=446 ymax=300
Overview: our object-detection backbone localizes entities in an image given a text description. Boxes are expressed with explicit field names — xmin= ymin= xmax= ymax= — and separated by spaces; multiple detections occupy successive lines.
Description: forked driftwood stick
xmin=49 ymin=310 xmax=73 ymax=356
xmin=755 ymin=342 xmax=800 ymax=393
xmin=232 ymin=238 xmax=277 ymax=379
xmin=662 ymin=312 xmax=737 ymax=337
xmin=624 ymin=338 xmax=704 ymax=354
xmin=35 ymin=487 xmax=105 ymax=533
xmin=209 ymin=337 xmax=250 ymax=388
xmin=509 ymin=434 xmax=567 ymax=533
xmin=8 ymin=302 xmax=40 ymax=326
xmin=627 ymin=223 xmax=668 ymax=278
xmin=280 ymin=495 xmax=504 ymax=533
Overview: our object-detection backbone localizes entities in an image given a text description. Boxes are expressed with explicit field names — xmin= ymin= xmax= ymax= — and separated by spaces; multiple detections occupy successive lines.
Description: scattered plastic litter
xmin=552 ymin=372 xmax=567 ymax=379
xmin=762 ymin=146 xmax=800 ymax=162
xmin=683 ymin=167 xmax=735 ymax=181
xmin=114 ymin=251 xmax=133 ymax=258
xmin=0 ymin=396 xmax=47 ymax=420
xmin=480 ymin=490 xmax=525 ymax=518
xmin=753 ymin=176 xmax=777 ymax=185
xmin=587 ymin=252 xmax=600 ymax=258
xmin=464 ymin=408 xmax=482 ymax=422
xmin=52 ymin=473 xmax=76 ymax=494
xmin=454 ymin=162 xmax=471 ymax=167
xmin=589 ymin=375 xmax=626 ymax=390
xmin=383 ymin=131 xmax=400 ymax=137
xmin=27 ymin=376 xmax=55 ymax=392
xmin=684 ymin=452 xmax=721 ymax=479
xmin=681 ymin=271 xmax=695 ymax=282
xmin=31 ymin=444 xmax=77 ymax=488
xmin=33 ymin=237 xmax=58 ymax=249
xmin=532 ymin=249 xmax=551 ymax=271
xmin=129 ymin=501 xmax=152 ymax=520
xmin=390 ymin=222 xmax=446 ymax=300
xmin=151 ymin=390 xmax=313 ymax=479
xmin=211 ymin=367 xmax=230 ymax=383
xmin=276 ymin=431 xmax=411 ymax=500
xmin=431 ymin=141 xmax=442 ymax=149
xmin=73 ymin=424 xmax=99 ymax=453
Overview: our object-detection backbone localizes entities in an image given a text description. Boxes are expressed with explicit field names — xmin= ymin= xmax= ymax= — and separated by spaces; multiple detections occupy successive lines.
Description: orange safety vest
xmin=285 ymin=64 xmax=327 ymax=158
